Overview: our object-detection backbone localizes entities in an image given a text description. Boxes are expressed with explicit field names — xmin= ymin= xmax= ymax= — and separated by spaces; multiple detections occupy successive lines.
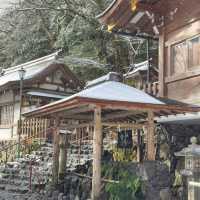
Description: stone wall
xmin=48 ymin=161 xmax=171 ymax=200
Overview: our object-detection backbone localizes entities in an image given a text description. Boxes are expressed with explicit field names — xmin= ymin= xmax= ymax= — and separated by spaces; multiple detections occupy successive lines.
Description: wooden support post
xmin=28 ymin=120 xmax=30 ymax=138
xmin=44 ymin=118 xmax=47 ymax=139
xmin=59 ymin=133 xmax=68 ymax=180
xmin=92 ymin=106 xmax=102 ymax=200
xmin=159 ymin=31 xmax=166 ymax=97
xmin=35 ymin=118 xmax=38 ymax=138
xmin=52 ymin=118 xmax=60 ymax=187
xmin=78 ymin=128 xmax=82 ymax=164
xmin=147 ymin=111 xmax=155 ymax=160
xmin=136 ymin=129 xmax=141 ymax=162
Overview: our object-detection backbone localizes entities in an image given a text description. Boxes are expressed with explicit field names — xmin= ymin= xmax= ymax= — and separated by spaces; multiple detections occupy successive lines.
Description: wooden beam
xmin=103 ymin=110 xmax=145 ymax=121
xmin=69 ymin=172 xmax=119 ymax=184
xmin=59 ymin=114 xmax=93 ymax=121
xmin=62 ymin=110 xmax=146 ymax=122
xmin=65 ymin=122 xmax=147 ymax=130
xmin=98 ymin=0 xmax=129 ymax=24
xmin=102 ymin=122 xmax=147 ymax=129
xmin=101 ymin=103 xmax=148 ymax=112
xmin=65 ymin=123 xmax=94 ymax=129
xmin=59 ymin=133 xmax=68 ymax=180
xmin=160 ymin=110 xmax=172 ymax=116
xmin=78 ymin=97 xmax=200 ymax=113
xmin=147 ymin=111 xmax=155 ymax=160
xmin=52 ymin=118 xmax=60 ymax=186
xmin=158 ymin=31 xmax=166 ymax=97
xmin=61 ymin=105 xmax=92 ymax=115
xmin=24 ymin=99 xmax=80 ymax=118
xmin=92 ymin=106 xmax=102 ymax=200
xmin=137 ymin=129 xmax=142 ymax=162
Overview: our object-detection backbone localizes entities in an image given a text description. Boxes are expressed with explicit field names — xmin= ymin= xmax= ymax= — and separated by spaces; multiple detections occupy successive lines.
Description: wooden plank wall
xmin=160 ymin=0 xmax=200 ymax=104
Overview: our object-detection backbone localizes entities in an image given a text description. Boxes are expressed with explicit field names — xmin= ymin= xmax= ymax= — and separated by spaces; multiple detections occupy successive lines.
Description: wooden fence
xmin=142 ymin=82 xmax=159 ymax=97
xmin=20 ymin=118 xmax=49 ymax=139
xmin=69 ymin=126 xmax=94 ymax=145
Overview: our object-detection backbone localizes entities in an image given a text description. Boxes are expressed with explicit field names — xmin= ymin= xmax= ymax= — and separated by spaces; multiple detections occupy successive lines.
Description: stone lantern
xmin=175 ymin=137 xmax=200 ymax=200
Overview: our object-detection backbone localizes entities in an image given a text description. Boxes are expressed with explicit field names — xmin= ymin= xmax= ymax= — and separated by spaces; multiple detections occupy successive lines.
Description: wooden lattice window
xmin=171 ymin=41 xmax=188 ymax=75
xmin=0 ymin=105 xmax=14 ymax=125
xmin=188 ymin=36 xmax=200 ymax=69
xmin=171 ymin=35 xmax=200 ymax=76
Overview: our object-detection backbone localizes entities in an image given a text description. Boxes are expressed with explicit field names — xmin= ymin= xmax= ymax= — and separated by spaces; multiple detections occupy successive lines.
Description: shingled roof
xmin=97 ymin=0 xmax=188 ymax=37
xmin=24 ymin=79 xmax=200 ymax=119
xmin=0 ymin=52 xmax=82 ymax=90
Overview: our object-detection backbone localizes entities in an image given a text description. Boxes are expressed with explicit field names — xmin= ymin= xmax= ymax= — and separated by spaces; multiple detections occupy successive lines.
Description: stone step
xmin=0 ymin=183 xmax=29 ymax=193
xmin=0 ymin=177 xmax=47 ymax=188
xmin=0 ymin=191 xmax=29 ymax=200
xmin=0 ymin=142 xmax=54 ymax=197
xmin=0 ymin=174 xmax=47 ymax=183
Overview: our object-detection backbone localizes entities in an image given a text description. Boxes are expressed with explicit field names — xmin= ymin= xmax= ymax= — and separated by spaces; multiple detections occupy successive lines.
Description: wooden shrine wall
xmin=159 ymin=0 xmax=200 ymax=105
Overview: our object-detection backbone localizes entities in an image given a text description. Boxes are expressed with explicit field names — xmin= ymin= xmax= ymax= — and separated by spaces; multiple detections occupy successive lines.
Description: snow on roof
xmin=76 ymin=81 xmax=164 ymax=104
xmin=124 ymin=60 xmax=149 ymax=77
xmin=0 ymin=52 xmax=59 ymax=88
xmin=86 ymin=72 xmax=122 ymax=88
xmin=24 ymin=81 xmax=165 ymax=114
xmin=27 ymin=91 xmax=69 ymax=99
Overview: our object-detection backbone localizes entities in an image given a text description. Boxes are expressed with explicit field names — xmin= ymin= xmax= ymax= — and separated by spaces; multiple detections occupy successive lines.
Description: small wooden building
xmin=124 ymin=60 xmax=159 ymax=96
xmin=98 ymin=0 xmax=200 ymax=105
xmin=0 ymin=52 xmax=82 ymax=141
xmin=24 ymin=76 xmax=199 ymax=199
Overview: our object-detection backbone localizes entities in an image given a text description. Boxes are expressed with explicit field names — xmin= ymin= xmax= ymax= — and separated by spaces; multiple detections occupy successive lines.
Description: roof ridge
xmin=3 ymin=52 xmax=59 ymax=75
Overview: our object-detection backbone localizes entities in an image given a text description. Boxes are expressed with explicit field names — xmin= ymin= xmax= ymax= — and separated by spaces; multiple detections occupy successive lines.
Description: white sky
xmin=0 ymin=0 xmax=12 ymax=8
xmin=0 ymin=0 xmax=18 ymax=11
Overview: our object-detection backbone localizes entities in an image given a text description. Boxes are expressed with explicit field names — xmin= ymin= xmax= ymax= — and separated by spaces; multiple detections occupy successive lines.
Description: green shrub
xmin=102 ymin=163 xmax=144 ymax=200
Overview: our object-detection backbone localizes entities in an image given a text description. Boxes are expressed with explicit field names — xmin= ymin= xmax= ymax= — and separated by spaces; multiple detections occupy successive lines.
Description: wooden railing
xmin=141 ymin=82 xmax=159 ymax=97
xmin=20 ymin=118 xmax=50 ymax=139
xmin=0 ymin=118 xmax=51 ymax=163
xmin=125 ymin=80 xmax=159 ymax=97
xmin=0 ymin=135 xmax=47 ymax=163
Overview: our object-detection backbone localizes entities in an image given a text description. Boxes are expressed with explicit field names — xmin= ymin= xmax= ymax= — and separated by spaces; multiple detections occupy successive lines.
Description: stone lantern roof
xmin=175 ymin=137 xmax=200 ymax=157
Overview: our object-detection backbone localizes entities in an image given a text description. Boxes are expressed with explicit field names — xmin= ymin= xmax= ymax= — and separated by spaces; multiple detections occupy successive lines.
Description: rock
xmin=27 ymin=193 xmax=42 ymax=200
xmin=62 ymin=196 xmax=67 ymax=200
xmin=64 ymin=179 xmax=71 ymax=193
xmin=58 ymin=193 xmax=64 ymax=200
xmin=0 ymin=184 xmax=5 ymax=190
xmin=160 ymin=188 xmax=172 ymax=200
xmin=74 ymin=195 xmax=79 ymax=200
xmin=69 ymin=193 xmax=75 ymax=200
xmin=52 ymin=190 xmax=59 ymax=200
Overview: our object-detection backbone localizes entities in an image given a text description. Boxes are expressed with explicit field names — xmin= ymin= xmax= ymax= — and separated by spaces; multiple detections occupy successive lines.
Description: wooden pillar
xmin=136 ymin=129 xmax=141 ymax=162
xmin=52 ymin=118 xmax=60 ymax=186
xmin=44 ymin=118 xmax=47 ymax=139
xmin=92 ymin=106 xmax=102 ymax=200
xmin=59 ymin=133 xmax=68 ymax=180
xmin=158 ymin=31 xmax=166 ymax=97
xmin=147 ymin=110 xmax=155 ymax=160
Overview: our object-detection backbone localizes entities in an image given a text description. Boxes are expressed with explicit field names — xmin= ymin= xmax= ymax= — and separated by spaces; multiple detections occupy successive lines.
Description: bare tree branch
xmin=0 ymin=29 xmax=10 ymax=34
xmin=0 ymin=18 xmax=16 ymax=27
xmin=15 ymin=6 xmax=96 ymax=25
xmin=37 ymin=10 xmax=56 ymax=47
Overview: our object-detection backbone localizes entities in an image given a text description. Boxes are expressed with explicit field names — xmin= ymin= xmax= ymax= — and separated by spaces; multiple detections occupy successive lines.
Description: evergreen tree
xmin=0 ymin=0 xmax=157 ymax=81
